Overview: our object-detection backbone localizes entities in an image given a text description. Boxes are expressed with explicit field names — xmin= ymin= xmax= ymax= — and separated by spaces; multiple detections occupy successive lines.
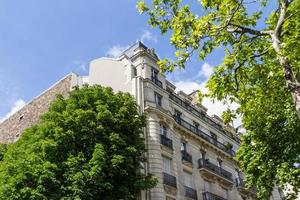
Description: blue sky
xmin=0 ymin=0 xmax=276 ymax=123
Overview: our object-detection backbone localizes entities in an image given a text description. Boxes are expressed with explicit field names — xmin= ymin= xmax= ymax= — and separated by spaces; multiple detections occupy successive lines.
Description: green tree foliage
xmin=138 ymin=0 xmax=300 ymax=199
xmin=0 ymin=85 xmax=156 ymax=200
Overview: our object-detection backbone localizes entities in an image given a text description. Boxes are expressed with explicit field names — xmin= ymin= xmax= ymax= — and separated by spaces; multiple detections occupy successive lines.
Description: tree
xmin=138 ymin=0 xmax=300 ymax=199
xmin=0 ymin=85 xmax=156 ymax=200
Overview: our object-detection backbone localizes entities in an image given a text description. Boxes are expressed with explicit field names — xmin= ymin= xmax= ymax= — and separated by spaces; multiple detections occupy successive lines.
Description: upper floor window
xmin=217 ymin=158 xmax=223 ymax=168
xmin=133 ymin=67 xmax=137 ymax=76
xmin=163 ymin=156 xmax=172 ymax=174
xmin=181 ymin=141 xmax=187 ymax=152
xmin=183 ymin=170 xmax=193 ymax=187
xmin=211 ymin=132 xmax=217 ymax=142
xmin=155 ymin=93 xmax=162 ymax=106
xmin=160 ymin=124 xmax=167 ymax=136
xmin=200 ymin=150 xmax=206 ymax=159
xmin=151 ymin=68 xmax=158 ymax=80
xmin=225 ymin=142 xmax=233 ymax=151
xmin=174 ymin=110 xmax=182 ymax=118
xmin=193 ymin=121 xmax=199 ymax=129
xmin=151 ymin=68 xmax=163 ymax=88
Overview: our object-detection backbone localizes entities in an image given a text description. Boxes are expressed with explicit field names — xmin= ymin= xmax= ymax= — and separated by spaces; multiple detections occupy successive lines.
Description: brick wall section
xmin=0 ymin=74 xmax=73 ymax=143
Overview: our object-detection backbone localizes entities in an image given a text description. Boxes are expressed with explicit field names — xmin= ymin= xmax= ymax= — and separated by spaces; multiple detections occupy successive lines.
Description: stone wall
xmin=0 ymin=73 xmax=74 ymax=143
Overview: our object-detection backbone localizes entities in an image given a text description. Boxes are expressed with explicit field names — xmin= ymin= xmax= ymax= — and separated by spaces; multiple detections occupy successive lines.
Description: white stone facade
xmin=83 ymin=42 xmax=283 ymax=200
xmin=0 ymin=42 xmax=284 ymax=200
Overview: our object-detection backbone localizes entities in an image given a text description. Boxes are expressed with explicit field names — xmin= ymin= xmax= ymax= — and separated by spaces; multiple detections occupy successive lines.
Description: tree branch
xmin=250 ymin=49 xmax=269 ymax=58
xmin=228 ymin=23 xmax=272 ymax=36
xmin=274 ymin=0 xmax=288 ymax=38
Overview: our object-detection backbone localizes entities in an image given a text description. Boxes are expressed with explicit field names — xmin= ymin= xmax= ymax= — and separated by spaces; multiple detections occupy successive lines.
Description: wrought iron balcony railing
xmin=181 ymin=150 xmax=193 ymax=164
xmin=203 ymin=192 xmax=227 ymax=200
xmin=163 ymin=172 xmax=177 ymax=188
xmin=184 ymin=186 xmax=198 ymax=200
xmin=169 ymin=93 xmax=240 ymax=144
xmin=160 ymin=134 xmax=173 ymax=150
xmin=151 ymin=76 xmax=163 ymax=88
xmin=198 ymin=158 xmax=233 ymax=182
xmin=174 ymin=116 xmax=235 ymax=156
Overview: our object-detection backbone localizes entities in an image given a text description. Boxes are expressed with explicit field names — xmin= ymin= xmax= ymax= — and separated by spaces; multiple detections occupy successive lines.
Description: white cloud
xmin=0 ymin=99 xmax=26 ymax=122
xmin=106 ymin=45 xmax=130 ymax=58
xmin=198 ymin=62 xmax=214 ymax=78
xmin=140 ymin=30 xmax=157 ymax=43
xmin=174 ymin=81 xmax=207 ymax=94
xmin=174 ymin=63 xmax=242 ymax=127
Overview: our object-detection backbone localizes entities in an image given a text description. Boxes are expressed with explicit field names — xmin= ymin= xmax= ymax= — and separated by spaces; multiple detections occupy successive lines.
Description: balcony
xmin=203 ymin=192 xmax=227 ymax=200
xmin=184 ymin=186 xmax=198 ymax=200
xmin=181 ymin=150 xmax=193 ymax=165
xmin=163 ymin=172 xmax=177 ymax=188
xmin=169 ymin=93 xmax=240 ymax=144
xmin=160 ymin=134 xmax=173 ymax=150
xmin=174 ymin=116 xmax=235 ymax=156
xmin=198 ymin=158 xmax=233 ymax=186
xmin=151 ymin=76 xmax=163 ymax=88
xmin=236 ymin=178 xmax=257 ymax=195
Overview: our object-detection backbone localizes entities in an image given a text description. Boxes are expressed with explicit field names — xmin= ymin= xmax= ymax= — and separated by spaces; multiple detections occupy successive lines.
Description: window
xmin=193 ymin=121 xmax=199 ymax=131
xmin=235 ymin=169 xmax=240 ymax=179
xmin=225 ymin=142 xmax=233 ymax=150
xmin=163 ymin=156 xmax=172 ymax=174
xmin=183 ymin=171 xmax=193 ymax=187
xmin=133 ymin=67 xmax=137 ymax=76
xmin=193 ymin=121 xmax=199 ymax=130
xmin=181 ymin=141 xmax=187 ymax=152
xmin=200 ymin=150 xmax=206 ymax=159
xmin=155 ymin=93 xmax=162 ymax=106
xmin=174 ymin=110 xmax=182 ymax=123
xmin=174 ymin=110 xmax=181 ymax=117
xmin=160 ymin=124 xmax=167 ymax=136
xmin=211 ymin=132 xmax=217 ymax=143
xmin=217 ymin=158 xmax=223 ymax=168
xmin=151 ymin=68 xmax=158 ymax=80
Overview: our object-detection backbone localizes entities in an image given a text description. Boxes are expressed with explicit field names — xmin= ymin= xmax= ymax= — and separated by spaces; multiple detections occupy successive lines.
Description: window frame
xmin=183 ymin=170 xmax=193 ymax=187
xmin=151 ymin=68 xmax=158 ymax=80
xmin=162 ymin=156 xmax=172 ymax=174
xmin=160 ymin=124 xmax=168 ymax=136
xmin=181 ymin=141 xmax=187 ymax=152
xmin=155 ymin=92 xmax=162 ymax=106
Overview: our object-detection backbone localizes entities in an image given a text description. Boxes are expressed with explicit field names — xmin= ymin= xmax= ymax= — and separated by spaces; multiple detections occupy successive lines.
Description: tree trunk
xmin=272 ymin=42 xmax=300 ymax=119
xmin=270 ymin=0 xmax=300 ymax=120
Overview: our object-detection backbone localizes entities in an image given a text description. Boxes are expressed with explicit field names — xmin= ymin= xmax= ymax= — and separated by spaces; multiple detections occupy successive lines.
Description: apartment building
xmin=0 ymin=42 xmax=283 ymax=200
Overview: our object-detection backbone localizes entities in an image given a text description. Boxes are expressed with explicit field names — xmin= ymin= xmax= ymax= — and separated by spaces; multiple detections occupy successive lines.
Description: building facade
xmin=0 ymin=42 xmax=283 ymax=200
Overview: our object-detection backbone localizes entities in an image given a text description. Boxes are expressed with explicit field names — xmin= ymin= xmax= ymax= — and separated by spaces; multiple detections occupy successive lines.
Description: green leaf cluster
xmin=0 ymin=85 xmax=157 ymax=200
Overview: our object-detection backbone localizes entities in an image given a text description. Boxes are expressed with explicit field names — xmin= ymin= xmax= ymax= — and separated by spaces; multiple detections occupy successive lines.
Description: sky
xmin=0 ymin=0 xmax=276 ymax=125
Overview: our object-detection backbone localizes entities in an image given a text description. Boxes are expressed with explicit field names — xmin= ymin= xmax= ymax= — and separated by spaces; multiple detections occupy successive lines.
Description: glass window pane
xmin=163 ymin=156 xmax=172 ymax=173
xmin=183 ymin=171 xmax=192 ymax=187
